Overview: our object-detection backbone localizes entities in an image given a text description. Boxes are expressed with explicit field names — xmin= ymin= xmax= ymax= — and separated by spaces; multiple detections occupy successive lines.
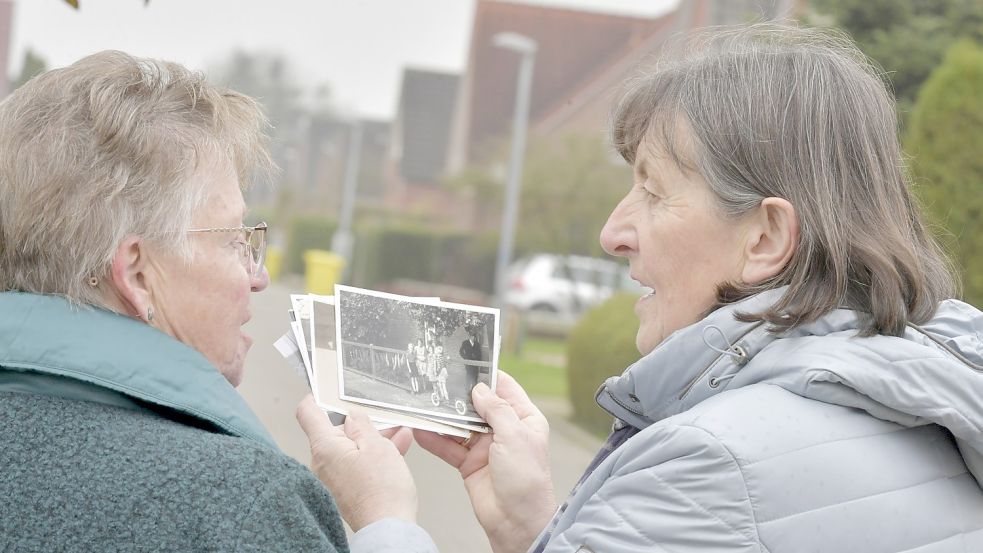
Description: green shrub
xmin=566 ymin=293 xmax=642 ymax=436
xmin=906 ymin=40 xmax=983 ymax=306
xmin=284 ymin=216 xmax=337 ymax=275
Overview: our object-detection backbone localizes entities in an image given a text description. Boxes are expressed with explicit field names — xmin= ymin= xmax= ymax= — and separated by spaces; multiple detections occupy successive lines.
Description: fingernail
xmin=473 ymin=382 xmax=490 ymax=397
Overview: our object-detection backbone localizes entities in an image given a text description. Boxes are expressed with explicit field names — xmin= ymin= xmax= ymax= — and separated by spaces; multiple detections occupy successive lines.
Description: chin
xmin=635 ymin=316 xmax=670 ymax=356
xmin=223 ymin=365 xmax=245 ymax=388
xmin=218 ymin=351 xmax=247 ymax=388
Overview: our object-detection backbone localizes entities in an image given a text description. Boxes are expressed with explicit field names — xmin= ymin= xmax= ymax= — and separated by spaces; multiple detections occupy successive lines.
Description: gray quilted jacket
xmin=537 ymin=288 xmax=983 ymax=552
xmin=358 ymin=289 xmax=983 ymax=552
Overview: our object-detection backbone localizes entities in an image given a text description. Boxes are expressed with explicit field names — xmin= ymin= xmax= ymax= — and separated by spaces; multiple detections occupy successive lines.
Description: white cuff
xmin=349 ymin=518 xmax=439 ymax=553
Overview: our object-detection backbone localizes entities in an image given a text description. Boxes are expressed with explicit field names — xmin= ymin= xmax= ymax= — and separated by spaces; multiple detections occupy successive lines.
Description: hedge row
xmin=565 ymin=293 xmax=643 ymax=437
xmin=282 ymin=216 xmax=498 ymax=294
xmin=283 ymin=216 xmax=338 ymax=276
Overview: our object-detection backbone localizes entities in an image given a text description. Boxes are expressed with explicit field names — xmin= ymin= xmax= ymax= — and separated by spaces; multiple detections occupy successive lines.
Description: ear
xmin=108 ymin=236 xmax=154 ymax=321
xmin=741 ymin=197 xmax=799 ymax=285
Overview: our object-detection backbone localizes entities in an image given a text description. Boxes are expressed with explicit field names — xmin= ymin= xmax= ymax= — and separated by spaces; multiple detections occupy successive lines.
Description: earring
xmin=88 ymin=276 xmax=99 ymax=287
xmin=147 ymin=306 xmax=155 ymax=322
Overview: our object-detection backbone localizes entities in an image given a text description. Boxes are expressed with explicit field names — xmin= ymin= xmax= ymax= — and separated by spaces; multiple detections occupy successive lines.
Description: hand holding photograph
xmin=275 ymin=285 xmax=499 ymax=436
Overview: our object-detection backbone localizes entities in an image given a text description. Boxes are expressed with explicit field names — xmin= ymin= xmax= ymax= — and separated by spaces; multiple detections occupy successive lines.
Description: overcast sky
xmin=9 ymin=0 xmax=678 ymax=119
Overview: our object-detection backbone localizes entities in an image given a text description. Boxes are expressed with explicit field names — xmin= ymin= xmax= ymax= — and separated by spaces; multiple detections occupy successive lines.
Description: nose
xmin=599 ymin=194 xmax=636 ymax=258
xmin=251 ymin=265 xmax=270 ymax=292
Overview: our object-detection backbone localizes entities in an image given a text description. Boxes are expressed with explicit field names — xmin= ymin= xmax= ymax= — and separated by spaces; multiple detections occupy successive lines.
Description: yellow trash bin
xmin=264 ymin=245 xmax=284 ymax=282
xmin=304 ymin=250 xmax=345 ymax=295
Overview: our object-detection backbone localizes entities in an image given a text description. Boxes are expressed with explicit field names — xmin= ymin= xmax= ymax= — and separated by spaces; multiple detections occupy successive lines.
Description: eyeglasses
xmin=187 ymin=221 xmax=268 ymax=277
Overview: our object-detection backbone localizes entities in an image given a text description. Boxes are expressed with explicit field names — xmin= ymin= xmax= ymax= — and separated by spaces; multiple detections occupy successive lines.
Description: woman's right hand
xmin=414 ymin=371 xmax=556 ymax=553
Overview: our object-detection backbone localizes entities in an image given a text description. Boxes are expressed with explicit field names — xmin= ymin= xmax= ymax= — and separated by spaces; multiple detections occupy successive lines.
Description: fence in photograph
xmin=341 ymin=340 xmax=493 ymax=392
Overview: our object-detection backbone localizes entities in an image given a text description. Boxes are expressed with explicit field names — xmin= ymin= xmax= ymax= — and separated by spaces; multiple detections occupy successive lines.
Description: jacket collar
xmin=0 ymin=292 xmax=278 ymax=450
xmin=596 ymin=287 xmax=786 ymax=428
xmin=595 ymin=287 xmax=983 ymax=488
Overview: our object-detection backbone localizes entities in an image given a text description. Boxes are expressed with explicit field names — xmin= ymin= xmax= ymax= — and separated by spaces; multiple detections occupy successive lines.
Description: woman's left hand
xmin=414 ymin=372 xmax=556 ymax=553
xmin=296 ymin=395 xmax=416 ymax=532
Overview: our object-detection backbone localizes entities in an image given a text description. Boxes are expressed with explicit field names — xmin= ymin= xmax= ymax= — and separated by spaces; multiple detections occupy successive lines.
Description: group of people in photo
xmin=404 ymin=338 xmax=449 ymax=403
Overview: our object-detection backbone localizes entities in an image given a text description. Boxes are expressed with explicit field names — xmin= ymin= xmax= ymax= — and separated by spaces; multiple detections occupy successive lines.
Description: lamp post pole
xmin=492 ymin=32 xmax=537 ymax=315
xmin=332 ymin=119 xmax=362 ymax=280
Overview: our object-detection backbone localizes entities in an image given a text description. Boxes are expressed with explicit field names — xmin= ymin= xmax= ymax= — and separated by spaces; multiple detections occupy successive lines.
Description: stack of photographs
xmin=275 ymin=284 xmax=500 ymax=438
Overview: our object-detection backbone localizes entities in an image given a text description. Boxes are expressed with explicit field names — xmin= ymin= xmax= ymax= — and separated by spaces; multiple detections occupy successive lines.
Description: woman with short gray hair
xmin=0 ymin=51 xmax=348 ymax=551
xmin=298 ymin=25 xmax=983 ymax=553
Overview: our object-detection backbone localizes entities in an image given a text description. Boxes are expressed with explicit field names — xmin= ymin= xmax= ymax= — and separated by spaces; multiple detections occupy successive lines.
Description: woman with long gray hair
xmin=297 ymin=24 xmax=983 ymax=553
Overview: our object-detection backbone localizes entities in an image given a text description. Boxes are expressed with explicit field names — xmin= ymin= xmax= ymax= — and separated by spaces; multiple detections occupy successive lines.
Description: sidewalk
xmin=238 ymin=281 xmax=603 ymax=552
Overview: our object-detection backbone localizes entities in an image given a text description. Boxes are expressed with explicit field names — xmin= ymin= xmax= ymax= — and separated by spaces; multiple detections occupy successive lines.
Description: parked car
xmin=505 ymin=254 xmax=640 ymax=316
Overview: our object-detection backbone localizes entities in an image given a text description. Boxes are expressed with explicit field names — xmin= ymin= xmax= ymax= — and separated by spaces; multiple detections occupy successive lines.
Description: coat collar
xmin=596 ymin=287 xmax=787 ymax=428
xmin=595 ymin=287 xmax=983 ymax=488
xmin=0 ymin=292 xmax=278 ymax=450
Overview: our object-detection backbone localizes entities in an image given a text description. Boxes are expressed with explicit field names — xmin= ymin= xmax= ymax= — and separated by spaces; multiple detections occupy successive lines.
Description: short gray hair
xmin=0 ymin=50 xmax=273 ymax=306
xmin=611 ymin=24 xmax=955 ymax=336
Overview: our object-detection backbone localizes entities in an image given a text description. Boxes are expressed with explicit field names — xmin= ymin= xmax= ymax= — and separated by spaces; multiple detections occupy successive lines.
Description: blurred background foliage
xmin=447 ymin=134 xmax=632 ymax=260
xmin=906 ymin=39 xmax=983 ymax=307
xmin=809 ymin=0 xmax=983 ymax=116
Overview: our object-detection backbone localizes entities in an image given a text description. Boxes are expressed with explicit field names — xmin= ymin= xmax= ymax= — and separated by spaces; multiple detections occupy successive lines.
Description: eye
xmin=637 ymin=179 xmax=660 ymax=200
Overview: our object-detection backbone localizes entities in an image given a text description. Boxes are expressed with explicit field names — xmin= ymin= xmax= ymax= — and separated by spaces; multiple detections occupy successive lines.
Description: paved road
xmin=238 ymin=281 xmax=603 ymax=552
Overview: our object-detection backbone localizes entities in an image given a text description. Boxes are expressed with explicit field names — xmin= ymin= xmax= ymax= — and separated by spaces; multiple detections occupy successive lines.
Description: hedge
xmin=351 ymin=223 xmax=497 ymax=292
xmin=282 ymin=216 xmax=498 ymax=293
xmin=284 ymin=216 xmax=337 ymax=275
xmin=566 ymin=293 xmax=642 ymax=436
xmin=906 ymin=39 xmax=983 ymax=307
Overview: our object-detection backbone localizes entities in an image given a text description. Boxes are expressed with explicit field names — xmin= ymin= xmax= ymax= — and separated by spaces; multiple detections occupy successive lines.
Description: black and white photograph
xmin=306 ymin=295 xmax=471 ymax=437
xmin=335 ymin=284 xmax=499 ymax=423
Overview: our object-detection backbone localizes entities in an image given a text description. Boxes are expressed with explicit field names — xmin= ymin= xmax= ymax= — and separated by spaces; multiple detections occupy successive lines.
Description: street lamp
xmin=491 ymin=31 xmax=537 ymax=317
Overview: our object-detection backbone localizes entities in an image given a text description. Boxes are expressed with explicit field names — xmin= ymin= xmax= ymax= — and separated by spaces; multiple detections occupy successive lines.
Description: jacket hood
xmin=597 ymin=287 xmax=983 ymax=486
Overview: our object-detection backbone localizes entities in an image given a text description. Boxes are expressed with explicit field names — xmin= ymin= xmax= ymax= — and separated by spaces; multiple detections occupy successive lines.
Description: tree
xmin=810 ymin=0 xmax=983 ymax=115
xmin=447 ymin=133 xmax=632 ymax=259
xmin=906 ymin=40 xmax=983 ymax=306
xmin=10 ymin=49 xmax=47 ymax=91
xmin=209 ymin=51 xmax=306 ymax=142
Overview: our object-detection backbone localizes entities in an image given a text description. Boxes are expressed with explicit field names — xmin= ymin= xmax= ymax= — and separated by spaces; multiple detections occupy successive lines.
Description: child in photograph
xmin=425 ymin=345 xmax=437 ymax=393
xmin=434 ymin=345 xmax=448 ymax=403
xmin=413 ymin=339 xmax=427 ymax=393
xmin=406 ymin=342 xmax=419 ymax=393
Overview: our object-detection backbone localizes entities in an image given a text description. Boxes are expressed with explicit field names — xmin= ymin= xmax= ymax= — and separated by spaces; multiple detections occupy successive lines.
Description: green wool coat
xmin=0 ymin=292 xmax=349 ymax=552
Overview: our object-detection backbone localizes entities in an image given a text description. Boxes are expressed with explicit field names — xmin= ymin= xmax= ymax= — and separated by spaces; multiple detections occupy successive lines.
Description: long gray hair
xmin=611 ymin=24 xmax=955 ymax=336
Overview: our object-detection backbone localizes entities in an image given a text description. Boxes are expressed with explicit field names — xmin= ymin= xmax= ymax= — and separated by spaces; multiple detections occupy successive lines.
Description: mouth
xmin=631 ymin=275 xmax=655 ymax=310
xmin=631 ymin=274 xmax=655 ymax=296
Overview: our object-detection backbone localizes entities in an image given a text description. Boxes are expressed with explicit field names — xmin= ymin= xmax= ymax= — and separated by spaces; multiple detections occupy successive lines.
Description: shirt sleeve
xmin=350 ymin=518 xmax=440 ymax=553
